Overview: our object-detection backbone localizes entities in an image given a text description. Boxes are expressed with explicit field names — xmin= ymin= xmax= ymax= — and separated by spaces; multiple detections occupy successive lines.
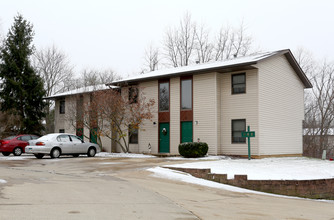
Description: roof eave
xmin=108 ymin=61 xmax=258 ymax=86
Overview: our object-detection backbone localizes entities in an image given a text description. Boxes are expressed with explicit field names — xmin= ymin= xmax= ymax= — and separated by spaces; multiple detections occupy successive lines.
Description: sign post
xmin=242 ymin=126 xmax=255 ymax=160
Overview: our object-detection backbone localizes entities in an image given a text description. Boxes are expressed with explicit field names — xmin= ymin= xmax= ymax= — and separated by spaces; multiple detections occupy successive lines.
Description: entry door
xmin=159 ymin=123 xmax=170 ymax=153
xmin=181 ymin=121 xmax=193 ymax=143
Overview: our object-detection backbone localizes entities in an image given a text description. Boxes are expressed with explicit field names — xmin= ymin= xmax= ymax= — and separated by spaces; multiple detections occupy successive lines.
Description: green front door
xmin=181 ymin=121 xmax=193 ymax=143
xmin=159 ymin=123 xmax=170 ymax=153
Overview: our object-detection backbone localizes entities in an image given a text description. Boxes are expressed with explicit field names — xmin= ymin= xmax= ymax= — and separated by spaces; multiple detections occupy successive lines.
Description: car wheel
xmin=87 ymin=147 xmax=96 ymax=157
xmin=2 ymin=152 xmax=10 ymax=156
xmin=72 ymin=154 xmax=79 ymax=157
xmin=50 ymin=148 xmax=61 ymax=159
xmin=13 ymin=147 xmax=22 ymax=156
xmin=34 ymin=153 xmax=44 ymax=159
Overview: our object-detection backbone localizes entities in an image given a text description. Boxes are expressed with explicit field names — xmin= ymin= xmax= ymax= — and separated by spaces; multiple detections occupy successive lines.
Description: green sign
xmin=243 ymin=126 xmax=255 ymax=160
xmin=242 ymin=131 xmax=255 ymax=138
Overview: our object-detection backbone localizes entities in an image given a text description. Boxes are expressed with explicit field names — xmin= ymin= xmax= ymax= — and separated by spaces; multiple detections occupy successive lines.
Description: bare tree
xmin=164 ymin=12 xmax=196 ymax=67
xmin=213 ymin=22 xmax=252 ymax=61
xmin=142 ymin=44 xmax=160 ymax=73
xmin=33 ymin=45 xmax=74 ymax=133
xmin=66 ymin=88 xmax=155 ymax=153
xmin=300 ymin=51 xmax=334 ymax=158
xmin=74 ymin=68 xmax=120 ymax=88
xmin=194 ymin=24 xmax=213 ymax=63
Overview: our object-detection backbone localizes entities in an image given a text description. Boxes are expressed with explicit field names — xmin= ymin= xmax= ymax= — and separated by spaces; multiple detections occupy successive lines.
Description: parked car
xmin=0 ymin=135 xmax=40 ymax=156
xmin=25 ymin=133 xmax=100 ymax=159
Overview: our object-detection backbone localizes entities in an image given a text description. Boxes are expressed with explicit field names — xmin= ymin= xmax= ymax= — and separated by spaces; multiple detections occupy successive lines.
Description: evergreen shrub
xmin=178 ymin=142 xmax=208 ymax=158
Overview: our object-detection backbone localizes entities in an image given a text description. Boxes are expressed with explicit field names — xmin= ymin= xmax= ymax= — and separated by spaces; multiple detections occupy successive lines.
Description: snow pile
xmin=96 ymin=152 xmax=156 ymax=158
xmin=165 ymin=157 xmax=334 ymax=180
xmin=0 ymin=179 xmax=7 ymax=184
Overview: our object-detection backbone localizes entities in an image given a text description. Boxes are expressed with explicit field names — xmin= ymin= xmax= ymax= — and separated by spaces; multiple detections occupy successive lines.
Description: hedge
xmin=178 ymin=142 xmax=208 ymax=158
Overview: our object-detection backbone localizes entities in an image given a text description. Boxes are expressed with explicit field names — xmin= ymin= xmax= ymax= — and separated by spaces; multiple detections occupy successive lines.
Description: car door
xmin=70 ymin=135 xmax=86 ymax=153
xmin=56 ymin=135 xmax=73 ymax=154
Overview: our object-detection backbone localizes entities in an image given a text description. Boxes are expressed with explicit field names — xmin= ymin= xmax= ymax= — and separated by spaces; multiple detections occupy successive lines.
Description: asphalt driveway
xmin=0 ymin=155 xmax=333 ymax=220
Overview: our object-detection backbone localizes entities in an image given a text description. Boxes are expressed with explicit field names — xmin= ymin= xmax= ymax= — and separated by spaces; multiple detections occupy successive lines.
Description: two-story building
xmin=50 ymin=49 xmax=312 ymax=157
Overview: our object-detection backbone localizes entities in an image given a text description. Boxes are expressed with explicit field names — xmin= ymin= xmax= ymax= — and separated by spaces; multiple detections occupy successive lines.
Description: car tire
xmin=72 ymin=154 xmax=79 ymax=157
xmin=87 ymin=147 xmax=96 ymax=157
xmin=50 ymin=148 xmax=61 ymax=159
xmin=2 ymin=152 xmax=10 ymax=156
xmin=13 ymin=147 xmax=22 ymax=156
xmin=34 ymin=153 xmax=44 ymax=159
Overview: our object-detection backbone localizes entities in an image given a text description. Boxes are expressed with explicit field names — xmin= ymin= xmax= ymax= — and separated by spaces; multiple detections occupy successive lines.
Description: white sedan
xmin=25 ymin=133 xmax=100 ymax=159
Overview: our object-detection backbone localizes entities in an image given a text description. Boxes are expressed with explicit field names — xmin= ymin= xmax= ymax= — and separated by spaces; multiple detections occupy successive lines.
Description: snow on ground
xmin=148 ymin=166 xmax=334 ymax=203
xmin=96 ymin=152 xmax=156 ymax=158
xmin=0 ymin=179 xmax=7 ymax=184
xmin=0 ymin=156 xmax=31 ymax=160
xmin=165 ymin=157 xmax=334 ymax=180
xmin=166 ymin=155 xmax=227 ymax=161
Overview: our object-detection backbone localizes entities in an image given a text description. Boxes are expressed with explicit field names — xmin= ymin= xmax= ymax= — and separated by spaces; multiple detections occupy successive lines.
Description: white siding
xmin=194 ymin=72 xmax=218 ymax=155
xmin=138 ymin=81 xmax=159 ymax=154
xmin=221 ymin=69 xmax=259 ymax=156
xmin=257 ymin=55 xmax=304 ymax=155
xmin=170 ymin=77 xmax=181 ymax=154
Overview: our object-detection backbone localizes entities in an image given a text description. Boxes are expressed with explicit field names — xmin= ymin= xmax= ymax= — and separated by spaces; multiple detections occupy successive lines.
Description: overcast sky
xmin=1 ymin=0 xmax=333 ymax=78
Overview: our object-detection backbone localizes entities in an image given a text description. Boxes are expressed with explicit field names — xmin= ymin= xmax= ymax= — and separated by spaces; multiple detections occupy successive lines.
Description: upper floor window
xmin=129 ymin=87 xmax=138 ymax=104
xmin=59 ymin=99 xmax=65 ymax=114
xmin=181 ymin=79 xmax=192 ymax=110
xmin=232 ymin=73 xmax=246 ymax=94
xmin=159 ymin=82 xmax=169 ymax=112
xmin=232 ymin=119 xmax=246 ymax=144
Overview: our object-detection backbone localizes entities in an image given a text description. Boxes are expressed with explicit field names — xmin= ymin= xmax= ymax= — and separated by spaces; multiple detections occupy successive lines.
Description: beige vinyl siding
xmin=221 ymin=69 xmax=259 ymax=155
xmin=170 ymin=77 xmax=181 ymax=154
xmin=138 ymin=80 xmax=159 ymax=154
xmin=257 ymin=55 xmax=304 ymax=155
xmin=216 ymin=73 xmax=222 ymax=154
xmin=194 ymin=72 xmax=218 ymax=155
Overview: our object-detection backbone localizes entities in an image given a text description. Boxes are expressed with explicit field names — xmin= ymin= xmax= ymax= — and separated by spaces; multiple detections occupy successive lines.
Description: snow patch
xmin=96 ymin=152 xmax=156 ymax=158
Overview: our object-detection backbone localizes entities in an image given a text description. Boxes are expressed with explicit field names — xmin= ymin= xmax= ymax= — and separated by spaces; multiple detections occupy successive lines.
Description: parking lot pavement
xmin=0 ymin=155 xmax=198 ymax=220
xmin=1 ymin=155 xmax=334 ymax=220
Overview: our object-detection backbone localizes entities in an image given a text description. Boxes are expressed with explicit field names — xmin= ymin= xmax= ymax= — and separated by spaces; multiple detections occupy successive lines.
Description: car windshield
xmin=4 ymin=136 xmax=16 ymax=140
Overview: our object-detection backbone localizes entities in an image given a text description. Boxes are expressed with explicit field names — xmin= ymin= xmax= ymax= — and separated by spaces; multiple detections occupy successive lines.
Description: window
xmin=18 ymin=135 xmax=31 ymax=141
xmin=57 ymin=135 xmax=70 ymax=142
xmin=181 ymin=79 xmax=192 ymax=110
xmin=70 ymin=135 xmax=83 ymax=143
xmin=59 ymin=129 xmax=65 ymax=133
xmin=159 ymin=82 xmax=169 ymax=112
xmin=59 ymin=99 xmax=65 ymax=114
xmin=232 ymin=73 xmax=246 ymax=94
xmin=129 ymin=125 xmax=138 ymax=144
xmin=232 ymin=119 xmax=246 ymax=143
xmin=129 ymin=87 xmax=138 ymax=104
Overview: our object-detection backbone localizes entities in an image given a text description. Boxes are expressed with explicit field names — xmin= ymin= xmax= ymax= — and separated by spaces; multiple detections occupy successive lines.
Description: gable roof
xmin=45 ymin=84 xmax=118 ymax=99
xmin=108 ymin=49 xmax=312 ymax=88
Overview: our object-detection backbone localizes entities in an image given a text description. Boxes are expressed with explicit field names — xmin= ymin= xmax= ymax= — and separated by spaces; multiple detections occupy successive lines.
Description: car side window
xmin=57 ymin=135 xmax=71 ymax=142
xmin=70 ymin=135 xmax=82 ymax=143
xmin=31 ymin=135 xmax=39 ymax=140
xmin=18 ymin=135 xmax=31 ymax=141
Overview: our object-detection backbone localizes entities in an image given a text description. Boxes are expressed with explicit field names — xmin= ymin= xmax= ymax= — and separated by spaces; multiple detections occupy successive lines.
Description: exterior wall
xmin=193 ymin=72 xmax=218 ymax=155
xmin=54 ymin=94 xmax=112 ymax=152
xmin=138 ymin=80 xmax=159 ymax=154
xmin=257 ymin=55 xmax=304 ymax=155
xmin=221 ymin=69 xmax=259 ymax=156
xmin=170 ymin=77 xmax=181 ymax=154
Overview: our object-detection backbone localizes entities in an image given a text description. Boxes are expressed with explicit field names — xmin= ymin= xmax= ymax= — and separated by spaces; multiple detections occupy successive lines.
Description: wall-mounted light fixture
xmin=195 ymin=121 xmax=199 ymax=125
xmin=153 ymin=122 xmax=157 ymax=125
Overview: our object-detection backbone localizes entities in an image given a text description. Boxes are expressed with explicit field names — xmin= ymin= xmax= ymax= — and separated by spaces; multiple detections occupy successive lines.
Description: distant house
xmin=50 ymin=49 xmax=312 ymax=157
